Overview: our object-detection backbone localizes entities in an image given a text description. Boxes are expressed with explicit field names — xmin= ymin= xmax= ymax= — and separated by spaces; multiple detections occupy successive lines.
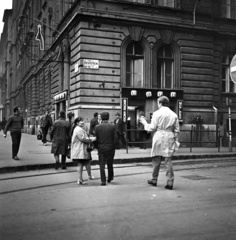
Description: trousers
xmin=152 ymin=156 xmax=174 ymax=186
xmin=98 ymin=150 xmax=115 ymax=183
xmin=41 ymin=126 xmax=49 ymax=144
xmin=10 ymin=131 xmax=22 ymax=158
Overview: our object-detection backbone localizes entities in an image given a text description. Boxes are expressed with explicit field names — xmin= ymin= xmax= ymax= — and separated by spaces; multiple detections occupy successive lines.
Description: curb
xmin=0 ymin=153 xmax=236 ymax=174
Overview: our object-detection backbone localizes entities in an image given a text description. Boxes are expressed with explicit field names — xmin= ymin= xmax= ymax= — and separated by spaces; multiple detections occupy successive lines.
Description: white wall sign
xmin=83 ymin=59 xmax=99 ymax=69
xmin=75 ymin=63 xmax=79 ymax=73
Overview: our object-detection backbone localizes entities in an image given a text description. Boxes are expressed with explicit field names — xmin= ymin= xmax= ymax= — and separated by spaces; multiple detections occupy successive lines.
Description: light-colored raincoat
xmin=144 ymin=106 xmax=180 ymax=157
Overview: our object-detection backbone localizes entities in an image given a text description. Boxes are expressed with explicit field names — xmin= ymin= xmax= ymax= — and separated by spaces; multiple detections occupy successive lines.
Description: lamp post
xmin=193 ymin=0 xmax=201 ymax=24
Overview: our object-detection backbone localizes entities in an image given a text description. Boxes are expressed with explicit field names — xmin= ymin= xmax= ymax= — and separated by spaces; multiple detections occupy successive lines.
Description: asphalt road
xmin=0 ymin=159 xmax=236 ymax=240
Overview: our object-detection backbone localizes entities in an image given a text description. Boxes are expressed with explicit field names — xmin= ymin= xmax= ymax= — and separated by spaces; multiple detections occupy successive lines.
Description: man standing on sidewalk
xmin=40 ymin=110 xmax=53 ymax=146
xmin=140 ymin=96 xmax=180 ymax=190
xmin=94 ymin=112 xmax=117 ymax=186
xmin=114 ymin=112 xmax=126 ymax=149
xmin=50 ymin=110 xmax=71 ymax=170
xmin=3 ymin=106 xmax=24 ymax=160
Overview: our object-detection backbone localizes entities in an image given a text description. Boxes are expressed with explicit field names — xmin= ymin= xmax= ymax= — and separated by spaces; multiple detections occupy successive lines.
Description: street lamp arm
xmin=17 ymin=15 xmax=61 ymax=35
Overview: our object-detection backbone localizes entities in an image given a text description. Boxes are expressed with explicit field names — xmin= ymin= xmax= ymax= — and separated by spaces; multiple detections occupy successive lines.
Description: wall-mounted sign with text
xmin=177 ymin=100 xmax=183 ymax=122
xmin=83 ymin=59 xmax=99 ymax=69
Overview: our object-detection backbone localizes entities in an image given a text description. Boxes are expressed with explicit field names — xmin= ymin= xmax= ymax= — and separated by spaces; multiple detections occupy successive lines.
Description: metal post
xmin=190 ymin=125 xmax=193 ymax=152
xmin=228 ymin=106 xmax=232 ymax=152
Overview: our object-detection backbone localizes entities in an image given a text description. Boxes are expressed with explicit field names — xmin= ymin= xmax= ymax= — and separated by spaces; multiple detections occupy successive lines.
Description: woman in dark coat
xmin=50 ymin=111 xmax=71 ymax=170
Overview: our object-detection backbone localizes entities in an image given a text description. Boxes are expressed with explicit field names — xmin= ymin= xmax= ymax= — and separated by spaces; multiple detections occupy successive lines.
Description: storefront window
xmin=222 ymin=54 xmax=236 ymax=93
xmin=126 ymin=42 xmax=144 ymax=88
xmin=156 ymin=45 xmax=173 ymax=89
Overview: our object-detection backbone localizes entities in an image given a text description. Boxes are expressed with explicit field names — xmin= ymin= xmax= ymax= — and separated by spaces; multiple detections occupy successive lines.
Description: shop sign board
xmin=121 ymin=98 xmax=128 ymax=123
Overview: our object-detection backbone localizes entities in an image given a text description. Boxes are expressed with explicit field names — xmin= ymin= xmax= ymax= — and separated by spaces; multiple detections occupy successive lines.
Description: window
xmin=222 ymin=0 xmax=236 ymax=19
xmin=126 ymin=42 xmax=144 ymax=88
xmin=156 ymin=45 xmax=173 ymax=89
xmin=222 ymin=55 xmax=236 ymax=93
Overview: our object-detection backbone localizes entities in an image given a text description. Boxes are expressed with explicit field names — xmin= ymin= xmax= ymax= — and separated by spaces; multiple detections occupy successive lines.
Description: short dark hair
xmin=59 ymin=110 xmax=66 ymax=118
xmin=101 ymin=112 xmax=109 ymax=120
xmin=94 ymin=112 xmax=98 ymax=117
xmin=139 ymin=111 xmax=145 ymax=117
xmin=74 ymin=117 xmax=84 ymax=125
xmin=13 ymin=106 xmax=20 ymax=113
xmin=158 ymin=96 xmax=169 ymax=106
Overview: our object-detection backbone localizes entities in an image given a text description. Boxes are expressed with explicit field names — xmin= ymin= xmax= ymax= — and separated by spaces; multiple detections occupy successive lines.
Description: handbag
xmin=66 ymin=147 xmax=71 ymax=159
xmin=87 ymin=141 xmax=95 ymax=152
xmin=37 ymin=130 xmax=42 ymax=140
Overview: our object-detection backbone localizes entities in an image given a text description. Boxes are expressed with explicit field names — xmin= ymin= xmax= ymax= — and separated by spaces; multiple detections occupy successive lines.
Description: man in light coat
xmin=140 ymin=96 xmax=180 ymax=190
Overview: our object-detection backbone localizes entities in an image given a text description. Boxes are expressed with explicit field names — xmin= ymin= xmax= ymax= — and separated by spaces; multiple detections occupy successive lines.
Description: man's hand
xmin=3 ymin=134 xmax=7 ymax=138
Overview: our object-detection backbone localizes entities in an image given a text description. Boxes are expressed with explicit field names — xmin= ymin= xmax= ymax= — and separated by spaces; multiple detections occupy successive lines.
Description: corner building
xmin=1 ymin=0 xmax=236 ymax=146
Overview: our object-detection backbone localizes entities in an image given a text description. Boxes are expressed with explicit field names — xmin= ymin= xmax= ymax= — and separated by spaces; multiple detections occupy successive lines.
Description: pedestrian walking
xmin=40 ymin=110 xmax=53 ymax=146
xmin=89 ymin=112 xmax=99 ymax=135
xmin=137 ymin=111 xmax=147 ymax=149
xmin=50 ymin=110 xmax=71 ymax=170
xmin=71 ymin=117 xmax=96 ymax=185
xmin=114 ymin=112 xmax=126 ymax=149
xmin=67 ymin=112 xmax=75 ymax=137
xmin=3 ymin=106 xmax=24 ymax=160
xmin=94 ymin=112 xmax=117 ymax=186
xmin=140 ymin=96 xmax=180 ymax=190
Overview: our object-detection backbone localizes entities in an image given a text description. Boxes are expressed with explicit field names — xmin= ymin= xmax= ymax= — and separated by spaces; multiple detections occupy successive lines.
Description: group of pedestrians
xmin=2 ymin=95 xmax=180 ymax=190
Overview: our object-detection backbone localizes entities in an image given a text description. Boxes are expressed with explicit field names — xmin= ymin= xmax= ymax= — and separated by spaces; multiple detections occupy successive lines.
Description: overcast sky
xmin=0 ymin=1 xmax=13 ymax=34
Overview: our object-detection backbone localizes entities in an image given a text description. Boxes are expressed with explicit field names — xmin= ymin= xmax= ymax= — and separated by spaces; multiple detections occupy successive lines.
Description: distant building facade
xmin=0 ymin=0 xmax=236 ymax=145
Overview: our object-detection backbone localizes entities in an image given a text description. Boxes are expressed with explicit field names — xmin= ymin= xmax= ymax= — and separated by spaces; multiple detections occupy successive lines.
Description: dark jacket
xmin=50 ymin=118 xmax=71 ymax=155
xmin=40 ymin=115 xmax=52 ymax=128
xmin=4 ymin=114 xmax=24 ymax=134
xmin=89 ymin=117 xmax=99 ymax=135
xmin=94 ymin=121 xmax=117 ymax=152
xmin=114 ymin=117 xmax=125 ymax=134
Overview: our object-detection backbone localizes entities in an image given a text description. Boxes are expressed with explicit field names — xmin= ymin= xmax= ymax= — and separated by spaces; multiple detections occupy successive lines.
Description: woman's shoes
xmin=77 ymin=180 xmax=87 ymax=185
xmin=165 ymin=185 xmax=173 ymax=190
xmin=147 ymin=179 xmax=157 ymax=186
xmin=88 ymin=176 xmax=95 ymax=180
xmin=101 ymin=182 xmax=106 ymax=186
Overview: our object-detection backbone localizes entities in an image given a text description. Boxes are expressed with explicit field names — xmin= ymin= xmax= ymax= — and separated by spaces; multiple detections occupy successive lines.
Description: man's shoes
xmin=107 ymin=177 xmax=114 ymax=183
xmin=12 ymin=156 xmax=19 ymax=160
xmin=147 ymin=179 xmax=157 ymax=186
xmin=61 ymin=165 xmax=67 ymax=170
xmin=88 ymin=176 xmax=95 ymax=180
xmin=165 ymin=185 xmax=173 ymax=190
xmin=101 ymin=182 xmax=106 ymax=186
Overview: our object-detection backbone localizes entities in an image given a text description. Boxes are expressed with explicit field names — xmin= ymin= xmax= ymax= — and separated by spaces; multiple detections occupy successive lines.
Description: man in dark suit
xmin=114 ymin=112 xmax=126 ymax=149
xmin=94 ymin=112 xmax=118 ymax=186
xmin=89 ymin=112 xmax=99 ymax=135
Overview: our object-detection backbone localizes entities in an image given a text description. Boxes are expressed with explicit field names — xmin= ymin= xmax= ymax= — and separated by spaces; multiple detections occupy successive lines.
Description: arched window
xmin=126 ymin=42 xmax=144 ymax=88
xmin=222 ymin=54 xmax=236 ymax=93
xmin=156 ymin=45 xmax=173 ymax=89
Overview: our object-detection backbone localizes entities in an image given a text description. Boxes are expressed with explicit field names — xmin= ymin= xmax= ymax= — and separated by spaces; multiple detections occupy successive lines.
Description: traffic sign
xmin=230 ymin=54 xmax=236 ymax=84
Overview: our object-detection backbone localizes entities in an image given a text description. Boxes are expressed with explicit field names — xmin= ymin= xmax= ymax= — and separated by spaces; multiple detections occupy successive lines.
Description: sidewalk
xmin=0 ymin=133 xmax=236 ymax=173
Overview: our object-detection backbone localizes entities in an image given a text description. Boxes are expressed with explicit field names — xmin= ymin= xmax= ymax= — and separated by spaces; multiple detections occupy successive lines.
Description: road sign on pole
xmin=230 ymin=54 xmax=236 ymax=84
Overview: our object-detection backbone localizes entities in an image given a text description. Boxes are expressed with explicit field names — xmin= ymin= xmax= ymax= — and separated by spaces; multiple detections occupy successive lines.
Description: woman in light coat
xmin=71 ymin=117 xmax=96 ymax=185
